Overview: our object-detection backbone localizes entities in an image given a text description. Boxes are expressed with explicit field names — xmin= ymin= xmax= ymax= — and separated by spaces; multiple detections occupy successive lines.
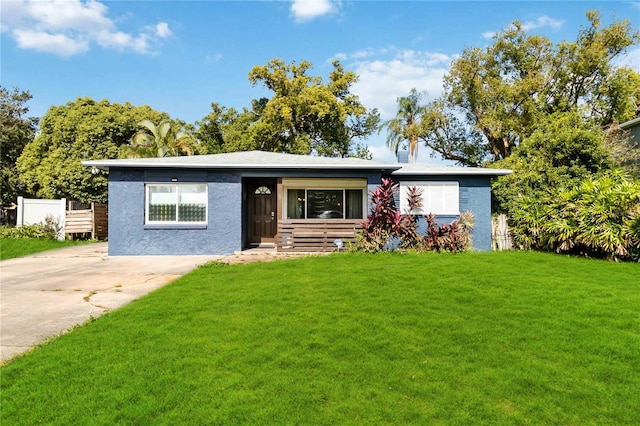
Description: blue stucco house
xmin=83 ymin=151 xmax=510 ymax=255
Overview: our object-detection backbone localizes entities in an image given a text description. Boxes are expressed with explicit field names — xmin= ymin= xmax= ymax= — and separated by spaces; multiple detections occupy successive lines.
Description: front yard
xmin=0 ymin=238 xmax=92 ymax=260
xmin=1 ymin=251 xmax=638 ymax=424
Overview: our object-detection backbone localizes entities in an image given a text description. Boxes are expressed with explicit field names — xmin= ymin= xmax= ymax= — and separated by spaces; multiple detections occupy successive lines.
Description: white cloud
xmin=521 ymin=15 xmax=563 ymax=31
xmin=482 ymin=15 xmax=563 ymax=39
xmin=205 ymin=53 xmax=223 ymax=64
xmin=615 ymin=46 xmax=640 ymax=72
xmin=13 ymin=29 xmax=89 ymax=56
xmin=155 ymin=22 xmax=172 ymax=38
xmin=0 ymin=0 xmax=172 ymax=56
xmin=482 ymin=31 xmax=497 ymax=40
xmin=344 ymin=48 xmax=452 ymax=119
xmin=337 ymin=47 xmax=456 ymax=164
xmin=290 ymin=0 xmax=338 ymax=23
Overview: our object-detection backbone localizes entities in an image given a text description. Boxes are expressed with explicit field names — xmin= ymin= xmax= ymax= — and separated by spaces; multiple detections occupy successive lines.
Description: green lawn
xmin=0 ymin=238 xmax=92 ymax=260
xmin=1 ymin=252 xmax=638 ymax=424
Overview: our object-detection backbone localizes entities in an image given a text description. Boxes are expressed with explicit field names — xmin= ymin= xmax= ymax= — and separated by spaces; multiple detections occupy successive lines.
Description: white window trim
xmin=399 ymin=181 xmax=459 ymax=216
xmin=145 ymin=183 xmax=208 ymax=225
xmin=282 ymin=178 xmax=367 ymax=220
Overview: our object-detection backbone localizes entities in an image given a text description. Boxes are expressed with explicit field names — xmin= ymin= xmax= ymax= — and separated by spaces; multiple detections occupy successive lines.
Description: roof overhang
xmin=82 ymin=151 xmax=511 ymax=176
xmin=619 ymin=116 xmax=640 ymax=130
xmin=391 ymin=165 xmax=512 ymax=176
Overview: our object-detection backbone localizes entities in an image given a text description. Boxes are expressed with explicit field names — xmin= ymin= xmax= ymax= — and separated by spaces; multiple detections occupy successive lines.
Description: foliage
xmin=2 ymin=252 xmax=639 ymax=424
xmin=119 ymin=119 xmax=203 ymax=158
xmin=419 ymin=11 xmax=640 ymax=166
xmin=0 ymin=215 xmax=62 ymax=240
xmin=492 ymin=111 xmax=616 ymax=214
xmin=0 ymin=86 xmax=38 ymax=205
xmin=509 ymin=170 xmax=640 ymax=261
xmin=247 ymin=59 xmax=379 ymax=158
xmin=353 ymin=178 xmax=473 ymax=252
xmin=380 ymin=89 xmax=428 ymax=163
xmin=16 ymin=98 xmax=170 ymax=203
xmin=195 ymin=102 xmax=259 ymax=154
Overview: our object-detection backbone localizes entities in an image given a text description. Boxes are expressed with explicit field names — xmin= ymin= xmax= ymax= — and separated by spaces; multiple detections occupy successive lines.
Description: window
xmin=254 ymin=186 xmax=271 ymax=195
xmin=286 ymin=189 xmax=364 ymax=219
xmin=399 ymin=182 xmax=459 ymax=215
xmin=146 ymin=184 xmax=207 ymax=224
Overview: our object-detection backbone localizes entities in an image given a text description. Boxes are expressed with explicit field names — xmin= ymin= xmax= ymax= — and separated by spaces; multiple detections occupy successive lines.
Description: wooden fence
xmin=276 ymin=219 xmax=361 ymax=252
xmin=65 ymin=203 xmax=108 ymax=239
xmin=491 ymin=214 xmax=513 ymax=251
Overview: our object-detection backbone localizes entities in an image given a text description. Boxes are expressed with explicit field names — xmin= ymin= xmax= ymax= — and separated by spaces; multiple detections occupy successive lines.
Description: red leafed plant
xmin=354 ymin=178 xmax=474 ymax=252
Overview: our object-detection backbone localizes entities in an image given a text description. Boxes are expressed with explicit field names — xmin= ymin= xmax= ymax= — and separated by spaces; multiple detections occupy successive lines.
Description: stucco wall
xmin=107 ymin=168 xmax=493 ymax=255
xmin=391 ymin=175 xmax=493 ymax=251
xmin=108 ymin=169 xmax=242 ymax=256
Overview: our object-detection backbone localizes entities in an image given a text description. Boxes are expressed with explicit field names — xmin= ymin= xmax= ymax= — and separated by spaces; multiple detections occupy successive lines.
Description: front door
xmin=248 ymin=183 xmax=277 ymax=245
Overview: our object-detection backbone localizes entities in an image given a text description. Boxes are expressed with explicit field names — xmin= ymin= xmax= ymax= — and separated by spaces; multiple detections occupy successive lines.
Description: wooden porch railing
xmin=276 ymin=219 xmax=362 ymax=252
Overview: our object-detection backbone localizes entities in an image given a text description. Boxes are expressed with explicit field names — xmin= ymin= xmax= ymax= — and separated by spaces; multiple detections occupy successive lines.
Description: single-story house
xmin=83 ymin=151 xmax=511 ymax=255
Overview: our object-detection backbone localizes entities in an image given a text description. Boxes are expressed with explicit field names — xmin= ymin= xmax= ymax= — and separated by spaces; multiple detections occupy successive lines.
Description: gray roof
xmin=391 ymin=162 xmax=511 ymax=176
xmin=619 ymin=116 xmax=640 ymax=130
xmin=83 ymin=150 xmax=511 ymax=176
xmin=83 ymin=150 xmax=397 ymax=171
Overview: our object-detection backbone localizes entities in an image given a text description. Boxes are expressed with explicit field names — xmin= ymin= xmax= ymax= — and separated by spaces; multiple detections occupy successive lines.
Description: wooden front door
xmin=248 ymin=183 xmax=277 ymax=245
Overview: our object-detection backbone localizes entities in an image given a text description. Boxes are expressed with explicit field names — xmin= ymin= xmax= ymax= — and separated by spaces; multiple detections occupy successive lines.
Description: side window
xmin=399 ymin=182 xmax=459 ymax=215
xmin=146 ymin=184 xmax=207 ymax=224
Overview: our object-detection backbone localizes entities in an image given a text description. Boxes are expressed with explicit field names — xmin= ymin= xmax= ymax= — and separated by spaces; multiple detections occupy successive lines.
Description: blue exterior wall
xmin=107 ymin=167 xmax=493 ymax=255
xmin=391 ymin=175 xmax=493 ymax=251
xmin=108 ymin=168 xmax=381 ymax=256
xmin=108 ymin=168 xmax=242 ymax=255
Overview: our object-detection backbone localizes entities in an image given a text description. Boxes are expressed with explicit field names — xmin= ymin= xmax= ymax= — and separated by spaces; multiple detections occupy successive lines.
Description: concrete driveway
xmin=0 ymin=242 xmax=222 ymax=363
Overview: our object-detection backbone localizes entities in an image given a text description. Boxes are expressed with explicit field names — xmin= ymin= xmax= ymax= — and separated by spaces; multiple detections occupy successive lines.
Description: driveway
xmin=0 ymin=243 xmax=222 ymax=363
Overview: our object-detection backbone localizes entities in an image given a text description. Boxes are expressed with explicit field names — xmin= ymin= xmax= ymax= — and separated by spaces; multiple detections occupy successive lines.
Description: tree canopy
xmin=418 ymin=11 xmax=640 ymax=166
xmin=194 ymin=59 xmax=379 ymax=159
xmin=246 ymin=59 xmax=379 ymax=157
xmin=17 ymin=98 xmax=170 ymax=203
xmin=1 ymin=86 xmax=38 ymax=205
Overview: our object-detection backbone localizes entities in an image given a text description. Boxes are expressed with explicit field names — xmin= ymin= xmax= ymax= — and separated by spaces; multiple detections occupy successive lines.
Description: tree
xmin=492 ymin=111 xmax=616 ymax=214
xmin=195 ymin=102 xmax=259 ymax=154
xmin=0 ymin=86 xmax=38 ymax=205
xmin=119 ymin=119 xmax=202 ymax=158
xmin=17 ymin=98 xmax=170 ymax=203
xmin=380 ymin=89 xmax=428 ymax=163
xmin=247 ymin=59 xmax=379 ymax=158
xmin=420 ymin=11 xmax=640 ymax=166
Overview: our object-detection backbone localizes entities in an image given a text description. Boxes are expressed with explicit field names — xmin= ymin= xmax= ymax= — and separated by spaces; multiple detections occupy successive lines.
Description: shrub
xmin=352 ymin=178 xmax=474 ymax=253
xmin=509 ymin=170 xmax=640 ymax=261
xmin=0 ymin=215 xmax=63 ymax=240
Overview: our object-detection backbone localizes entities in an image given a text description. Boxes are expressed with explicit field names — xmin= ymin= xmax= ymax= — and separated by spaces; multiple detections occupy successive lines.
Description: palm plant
xmin=120 ymin=120 xmax=199 ymax=158
xmin=380 ymin=89 xmax=428 ymax=163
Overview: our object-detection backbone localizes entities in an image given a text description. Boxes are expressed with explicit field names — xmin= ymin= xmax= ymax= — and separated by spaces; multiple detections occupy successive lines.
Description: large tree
xmin=420 ymin=11 xmax=640 ymax=166
xmin=247 ymin=59 xmax=379 ymax=158
xmin=17 ymin=98 xmax=170 ymax=203
xmin=0 ymin=86 xmax=38 ymax=205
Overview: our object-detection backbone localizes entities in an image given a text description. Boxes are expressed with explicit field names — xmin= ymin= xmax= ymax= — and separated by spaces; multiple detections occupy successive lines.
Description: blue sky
xmin=2 ymin=0 xmax=639 ymax=162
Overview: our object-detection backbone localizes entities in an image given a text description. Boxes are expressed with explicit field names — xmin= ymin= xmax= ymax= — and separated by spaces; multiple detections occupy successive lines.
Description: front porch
xmin=276 ymin=219 xmax=361 ymax=252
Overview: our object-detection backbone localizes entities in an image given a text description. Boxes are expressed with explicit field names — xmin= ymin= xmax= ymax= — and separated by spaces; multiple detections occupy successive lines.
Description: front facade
xmin=84 ymin=151 xmax=510 ymax=255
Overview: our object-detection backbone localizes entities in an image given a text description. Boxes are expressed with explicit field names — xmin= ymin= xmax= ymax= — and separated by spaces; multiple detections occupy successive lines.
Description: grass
xmin=0 ymin=238 xmax=93 ymax=260
xmin=1 ymin=251 xmax=638 ymax=424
